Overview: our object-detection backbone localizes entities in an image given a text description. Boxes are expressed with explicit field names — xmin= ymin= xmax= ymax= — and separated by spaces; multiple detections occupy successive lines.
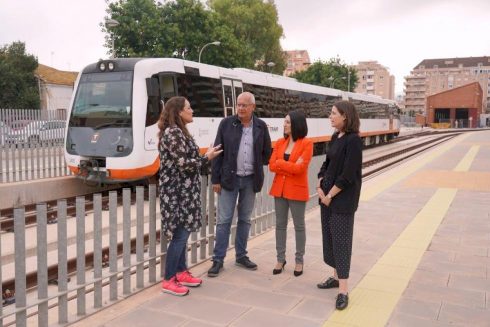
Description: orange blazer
xmin=269 ymin=137 xmax=313 ymax=201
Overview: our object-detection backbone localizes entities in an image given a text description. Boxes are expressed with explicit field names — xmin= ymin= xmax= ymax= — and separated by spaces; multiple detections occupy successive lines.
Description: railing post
xmin=148 ymin=184 xmax=157 ymax=283
xmin=122 ymin=188 xmax=131 ymax=294
xmin=109 ymin=191 xmax=118 ymax=301
xmin=136 ymin=186 xmax=144 ymax=288
xmin=57 ymin=199 xmax=68 ymax=323
xmin=14 ymin=207 xmax=27 ymax=327
xmin=93 ymin=193 xmax=103 ymax=308
xmin=37 ymin=203 xmax=48 ymax=326
xmin=76 ymin=196 xmax=86 ymax=315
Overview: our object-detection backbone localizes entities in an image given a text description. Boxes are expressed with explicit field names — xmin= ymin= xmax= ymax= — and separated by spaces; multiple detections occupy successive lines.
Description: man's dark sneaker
xmin=235 ymin=256 xmax=258 ymax=270
xmin=207 ymin=261 xmax=223 ymax=277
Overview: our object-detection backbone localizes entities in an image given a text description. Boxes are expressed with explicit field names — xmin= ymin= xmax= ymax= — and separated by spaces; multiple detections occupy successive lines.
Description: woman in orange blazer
xmin=269 ymin=110 xmax=313 ymax=276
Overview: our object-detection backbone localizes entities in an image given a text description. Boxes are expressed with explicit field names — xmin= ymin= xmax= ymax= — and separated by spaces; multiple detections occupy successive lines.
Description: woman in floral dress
xmin=158 ymin=96 xmax=222 ymax=296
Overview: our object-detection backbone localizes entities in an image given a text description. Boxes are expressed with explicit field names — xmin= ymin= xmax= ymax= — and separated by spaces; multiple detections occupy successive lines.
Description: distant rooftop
xmin=414 ymin=56 xmax=490 ymax=70
xmin=35 ymin=64 xmax=78 ymax=86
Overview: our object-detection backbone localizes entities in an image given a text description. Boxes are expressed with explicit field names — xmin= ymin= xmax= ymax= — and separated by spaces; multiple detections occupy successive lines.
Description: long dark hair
xmin=157 ymin=96 xmax=191 ymax=140
xmin=287 ymin=110 xmax=308 ymax=141
xmin=333 ymin=100 xmax=360 ymax=133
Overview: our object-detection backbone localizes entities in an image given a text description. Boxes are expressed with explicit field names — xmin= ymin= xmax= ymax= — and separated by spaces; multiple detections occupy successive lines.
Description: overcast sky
xmin=1 ymin=0 xmax=489 ymax=95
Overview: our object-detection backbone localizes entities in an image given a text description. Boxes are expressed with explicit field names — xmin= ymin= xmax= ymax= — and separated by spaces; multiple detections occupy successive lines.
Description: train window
xmin=159 ymin=74 xmax=177 ymax=101
xmin=176 ymin=74 xmax=223 ymax=117
xmin=146 ymin=76 xmax=161 ymax=126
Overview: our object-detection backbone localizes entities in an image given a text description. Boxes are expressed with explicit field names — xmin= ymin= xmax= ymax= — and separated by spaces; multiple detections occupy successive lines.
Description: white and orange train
xmin=64 ymin=58 xmax=399 ymax=184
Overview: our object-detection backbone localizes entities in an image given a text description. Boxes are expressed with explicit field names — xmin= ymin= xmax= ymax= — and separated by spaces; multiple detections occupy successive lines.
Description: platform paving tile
xmin=104 ymin=307 xmax=187 ymax=327
xmin=453 ymin=253 xmax=490 ymax=267
xmin=180 ymin=320 xmax=222 ymax=327
xmin=438 ymin=302 xmax=490 ymax=326
xmin=230 ymin=308 xmax=320 ymax=327
xmin=163 ymin=295 xmax=249 ymax=325
xmin=391 ymin=297 xmax=442 ymax=320
xmin=448 ymin=274 xmax=490 ymax=292
xmin=387 ymin=311 xmax=463 ymax=327
xmin=224 ymin=287 xmax=302 ymax=313
xmin=188 ymin=278 xmax=242 ymax=300
xmin=417 ymin=256 xmax=487 ymax=278
xmin=409 ymin=269 xmax=450 ymax=287
xmin=403 ymin=282 xmax=487 ymax=309
xmin=287 ymin=297 xmax=335 ymax=321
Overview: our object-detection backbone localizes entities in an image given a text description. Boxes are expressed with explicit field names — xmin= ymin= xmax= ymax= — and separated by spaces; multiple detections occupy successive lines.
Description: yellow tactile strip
xmin=323 ymin=138 xmax=480 ymax=326
xmin=454 ymin=145 xmax=479 ymax=171
xmin=324 ymin=188 xmax=457 ymax=327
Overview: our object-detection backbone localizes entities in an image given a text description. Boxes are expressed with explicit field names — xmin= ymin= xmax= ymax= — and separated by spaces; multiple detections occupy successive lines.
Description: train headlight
xmin=108 ymin=62 xmax=115 ymax=71
xmin=99 ymin=62 xmax=106 ymax=71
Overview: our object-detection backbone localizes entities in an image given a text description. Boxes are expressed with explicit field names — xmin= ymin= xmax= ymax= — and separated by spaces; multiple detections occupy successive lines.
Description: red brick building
xmin=426 ymin=82 xmax=483 ymax=128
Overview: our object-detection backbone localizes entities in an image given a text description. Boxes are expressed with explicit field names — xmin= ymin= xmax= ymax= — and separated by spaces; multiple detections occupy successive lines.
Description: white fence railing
xmin=0 ymin=157 xmax=324 ymax=326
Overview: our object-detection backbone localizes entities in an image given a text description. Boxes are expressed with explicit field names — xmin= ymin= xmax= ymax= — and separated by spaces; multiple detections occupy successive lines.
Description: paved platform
xmin=73 ymin=130 xmax=490 ymax=327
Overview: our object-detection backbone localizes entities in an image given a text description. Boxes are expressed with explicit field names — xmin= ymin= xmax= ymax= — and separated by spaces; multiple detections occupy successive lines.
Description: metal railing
xmin=0 ymin=109 xmax=70 ymax=183
xmin=0 ymin=157 xmax=324 ymax=326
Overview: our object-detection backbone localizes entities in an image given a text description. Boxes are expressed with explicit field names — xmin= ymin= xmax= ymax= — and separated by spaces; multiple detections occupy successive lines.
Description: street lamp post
xmin=328 ymin=76 xmax=346 ymax=89
xmin=266 ymin=62 xmax=275 ymax=73
xmin=347 ymin=70 xmax=351 ymax=92
xmin=105 ymin=18 xmax=120 ymax=58
xmin=199 ymin=41 xmax=221 ymax=63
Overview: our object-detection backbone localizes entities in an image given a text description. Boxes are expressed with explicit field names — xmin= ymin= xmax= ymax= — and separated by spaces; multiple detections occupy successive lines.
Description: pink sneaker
xmin=161 ymin=276 xmax=189 ymax=296
xmin=176 ymin=270 xmax=202 ymax=287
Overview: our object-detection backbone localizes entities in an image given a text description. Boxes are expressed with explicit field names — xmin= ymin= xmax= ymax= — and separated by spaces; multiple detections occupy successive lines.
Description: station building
xmin=404 ymin=56 xmax=490 ymax=115
xmin=35 ymin=64 xmax=78 ymax=113
xmin=426 ymin=82 xmax=483 ymax=128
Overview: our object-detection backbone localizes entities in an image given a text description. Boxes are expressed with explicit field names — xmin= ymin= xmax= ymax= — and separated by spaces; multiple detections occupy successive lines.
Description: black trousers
xmin=320 ymin=205 xmax=355 ymax=279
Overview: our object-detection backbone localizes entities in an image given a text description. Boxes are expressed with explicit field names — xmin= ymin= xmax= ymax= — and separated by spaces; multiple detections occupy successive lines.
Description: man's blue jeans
xmin=213 ymin=175 xmax=256 ymax=262
xmin=164 ymin=225 xmax=191 ymax=280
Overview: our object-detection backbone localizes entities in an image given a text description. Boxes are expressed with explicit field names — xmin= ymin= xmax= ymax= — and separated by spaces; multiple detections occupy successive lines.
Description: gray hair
xmin=238 ymin=91 xmax=255 ymax=104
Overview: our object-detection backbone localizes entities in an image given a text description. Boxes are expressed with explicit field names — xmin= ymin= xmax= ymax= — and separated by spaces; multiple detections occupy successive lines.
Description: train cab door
xmin=221 ymin=79 xmax=243 ymax=117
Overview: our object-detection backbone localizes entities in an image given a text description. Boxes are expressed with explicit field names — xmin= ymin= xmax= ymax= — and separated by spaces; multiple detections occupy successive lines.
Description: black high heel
xmin=294 ymin=264 xmax=303 ymax=277
xmin=272 ymin=261 xmax=286 ymax=275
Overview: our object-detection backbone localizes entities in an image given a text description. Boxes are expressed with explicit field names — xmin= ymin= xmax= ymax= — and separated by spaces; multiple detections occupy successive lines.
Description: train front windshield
xmin=70 ymin=72 xmax=133 ymax=129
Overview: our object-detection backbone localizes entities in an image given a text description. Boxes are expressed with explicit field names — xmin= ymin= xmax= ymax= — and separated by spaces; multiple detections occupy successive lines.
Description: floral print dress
xmin=159 ymin=125 xmax=208 ymax=236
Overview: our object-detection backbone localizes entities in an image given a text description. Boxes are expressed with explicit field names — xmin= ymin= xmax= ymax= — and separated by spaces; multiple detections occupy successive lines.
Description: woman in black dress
xmin=316 ymin=101 xmax=362 ymax=310
xmin=158 ymin=96 xmax=222 ymax=296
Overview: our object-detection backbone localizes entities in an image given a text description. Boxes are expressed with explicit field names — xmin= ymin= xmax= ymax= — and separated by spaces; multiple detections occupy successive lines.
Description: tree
xmin=293 ymin=58 xmax=358 ymax=92
xmin=0 ymin=41 xmax=39 ymax=109
xmin=209 ymin=0 xmax=286 ymax=73
xmin=103 ymin=0 xmax=248 ymax=67
xmin=103 ymin=0 xmax=286 ymax=71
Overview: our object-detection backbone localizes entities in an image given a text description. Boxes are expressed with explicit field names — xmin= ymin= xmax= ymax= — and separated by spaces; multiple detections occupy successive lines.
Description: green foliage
xmin=208 ymin=0 xmax=286 ymax=73
xmin=293 ymin=58 xmax=358 ymax=92
xmin=103 ymin=0 xmax=285 ymax=71
xmin=0 ymin=41 xmax=40 ymax=109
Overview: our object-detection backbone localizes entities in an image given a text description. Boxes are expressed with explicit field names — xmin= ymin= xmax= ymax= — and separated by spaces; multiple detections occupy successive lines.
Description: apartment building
xmin=283 ymin=50 xmax=311 ymax=76
xmin=404 ymin=56 xmax=490 ymax=114
xmin=353 ymin=61 xmax=395 ymax=100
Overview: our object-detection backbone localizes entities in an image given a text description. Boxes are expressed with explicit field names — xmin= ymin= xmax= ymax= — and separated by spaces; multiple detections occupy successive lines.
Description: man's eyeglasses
xmin=237 ymin=103 xmax=252 ymax=108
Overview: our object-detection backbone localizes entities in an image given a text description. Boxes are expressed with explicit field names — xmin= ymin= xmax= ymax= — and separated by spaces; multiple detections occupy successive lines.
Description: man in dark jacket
xmin=208 ymin=92 xmax=272 ymax=277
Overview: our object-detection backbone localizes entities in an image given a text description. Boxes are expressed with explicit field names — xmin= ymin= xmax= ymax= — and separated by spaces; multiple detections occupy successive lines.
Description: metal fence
xmin=0 ymin=109 xmax=70 ymax=183
xmin=399 ymin=114 xmax=417 ymax=127
xmin=0 ymin=157 xmax=323 ymax=326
